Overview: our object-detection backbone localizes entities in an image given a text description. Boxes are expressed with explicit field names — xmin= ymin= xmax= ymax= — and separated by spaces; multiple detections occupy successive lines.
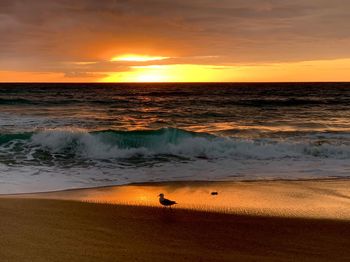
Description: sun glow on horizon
xmin=2 ymin=58 xmax=350 ymax=83
xmin=101 ymin=64 xmax=230 ymax=82
xmin=110 ymin=54 xmax=170 ymax=62
xmin=99 ymin=58 xmax=350 ymax=83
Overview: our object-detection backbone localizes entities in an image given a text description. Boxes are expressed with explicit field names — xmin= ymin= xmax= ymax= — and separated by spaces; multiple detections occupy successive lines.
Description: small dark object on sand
xmin=211 ymin=192 xmax=218 ymax=195
xmin=159 ymin=193 xmax=177 ymax=207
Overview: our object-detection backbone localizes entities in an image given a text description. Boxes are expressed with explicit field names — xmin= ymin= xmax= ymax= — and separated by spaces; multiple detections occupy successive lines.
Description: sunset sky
xmin=1 ymin=0 xmax=350 ymax=82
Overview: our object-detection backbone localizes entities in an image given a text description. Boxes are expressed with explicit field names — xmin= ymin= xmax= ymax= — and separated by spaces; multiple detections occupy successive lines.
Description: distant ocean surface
xmin=1 ymin=83 xmax=350 ymax=193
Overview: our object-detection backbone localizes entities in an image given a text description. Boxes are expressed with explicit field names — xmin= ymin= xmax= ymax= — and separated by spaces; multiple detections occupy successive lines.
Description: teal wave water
xmin=1 ymin=128 xmax=350 ymax=161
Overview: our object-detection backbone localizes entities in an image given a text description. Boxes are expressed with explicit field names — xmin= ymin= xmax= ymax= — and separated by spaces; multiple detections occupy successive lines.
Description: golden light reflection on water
xmin=21 ymin=180 xmax=350 ymax=220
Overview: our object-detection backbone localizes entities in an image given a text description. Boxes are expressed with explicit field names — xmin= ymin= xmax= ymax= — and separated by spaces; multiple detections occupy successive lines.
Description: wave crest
xmin=30 ymin=128 xmax=214 ymax=159
xmin=27 ymin=128 xmax=350 ymax=160
xmin=1 ymin=128 xmax=350 ymax=161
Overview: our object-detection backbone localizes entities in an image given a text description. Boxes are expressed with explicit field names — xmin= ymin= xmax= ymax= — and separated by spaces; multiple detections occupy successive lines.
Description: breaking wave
xmin=1 ymin=128 xmax=350 ymax=162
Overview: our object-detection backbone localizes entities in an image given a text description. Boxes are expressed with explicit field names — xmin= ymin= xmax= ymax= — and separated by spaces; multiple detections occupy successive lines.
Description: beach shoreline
xmin=3 ymin=178 xmax=350 ymax=220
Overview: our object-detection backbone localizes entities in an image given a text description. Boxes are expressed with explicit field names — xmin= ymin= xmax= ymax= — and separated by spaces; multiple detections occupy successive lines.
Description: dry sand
xmin=0 ymin=198 xmax=349 ymax=262
xmin=1 ymin=179 xmax=350 ymax=261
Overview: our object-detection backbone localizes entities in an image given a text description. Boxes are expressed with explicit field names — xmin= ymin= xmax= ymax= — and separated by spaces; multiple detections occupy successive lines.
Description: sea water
xmin=1 ymin=82 xmax=350 ymax=193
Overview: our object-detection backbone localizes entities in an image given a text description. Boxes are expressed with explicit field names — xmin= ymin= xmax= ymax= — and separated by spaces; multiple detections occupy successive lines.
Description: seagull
xmin=158 ymin=193 xmax=177 ymax=208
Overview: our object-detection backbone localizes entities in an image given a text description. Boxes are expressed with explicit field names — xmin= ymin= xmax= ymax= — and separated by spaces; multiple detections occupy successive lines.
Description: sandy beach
xmin=1 ymin=179 xmax=350 ymax=261
xmin=9 ymin=178 xmax=350 ymax=219
xmin=1 ymin=198 xmax=350 ymax=262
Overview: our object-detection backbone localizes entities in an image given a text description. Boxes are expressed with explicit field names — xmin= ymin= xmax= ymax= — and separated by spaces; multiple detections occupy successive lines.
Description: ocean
xmin=1 ymin=82 xmax=350 ymax=193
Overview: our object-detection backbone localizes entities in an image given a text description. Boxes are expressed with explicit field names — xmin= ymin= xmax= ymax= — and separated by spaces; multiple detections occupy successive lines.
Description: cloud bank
xmin=0 ymin=0 xmax=349 ymax=80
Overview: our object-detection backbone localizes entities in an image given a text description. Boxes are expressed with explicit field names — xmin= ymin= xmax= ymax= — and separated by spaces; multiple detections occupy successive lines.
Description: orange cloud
xmin=101 ymin=59 xmax=350 ymax=83
xmin=1 ymin=1 xmax=350 ymax=82
xmin=1 ymin=58 xmax=350 ymax=82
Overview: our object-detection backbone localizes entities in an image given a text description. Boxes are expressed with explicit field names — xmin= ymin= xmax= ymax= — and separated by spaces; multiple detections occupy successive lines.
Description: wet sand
xmin=9 ymin=179 xmax=350 ymax=220
xmin=1 ymin=179 xmax=350 ymax=261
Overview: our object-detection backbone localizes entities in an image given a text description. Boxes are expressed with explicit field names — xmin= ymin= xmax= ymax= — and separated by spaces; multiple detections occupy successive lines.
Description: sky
xmin=0 ymin=0 xmax=350 ymax=82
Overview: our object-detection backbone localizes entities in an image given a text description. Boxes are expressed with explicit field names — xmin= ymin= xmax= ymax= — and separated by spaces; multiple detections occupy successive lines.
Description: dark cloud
xmin=63 ymin=71 xmax=107 ymax=79
xmin=0 ymin=0 xmax=350 ymax=76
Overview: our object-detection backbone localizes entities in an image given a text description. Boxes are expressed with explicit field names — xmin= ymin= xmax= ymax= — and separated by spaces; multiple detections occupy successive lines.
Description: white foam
xmin=0 ymin=157 xmax=349 ymax=194
xmin=27 ymin=129 xmax=350 ymax=160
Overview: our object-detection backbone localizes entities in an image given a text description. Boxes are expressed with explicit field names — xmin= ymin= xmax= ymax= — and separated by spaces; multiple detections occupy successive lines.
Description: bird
xmin=158 ymin=193 xmax=177 ymax=208
xmin=211 ymin=191 xmax=218 ymax=195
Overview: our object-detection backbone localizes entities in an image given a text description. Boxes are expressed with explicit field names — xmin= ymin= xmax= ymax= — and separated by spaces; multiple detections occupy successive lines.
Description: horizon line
xmin=1 ymin=81 xmax=350 ymax=84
